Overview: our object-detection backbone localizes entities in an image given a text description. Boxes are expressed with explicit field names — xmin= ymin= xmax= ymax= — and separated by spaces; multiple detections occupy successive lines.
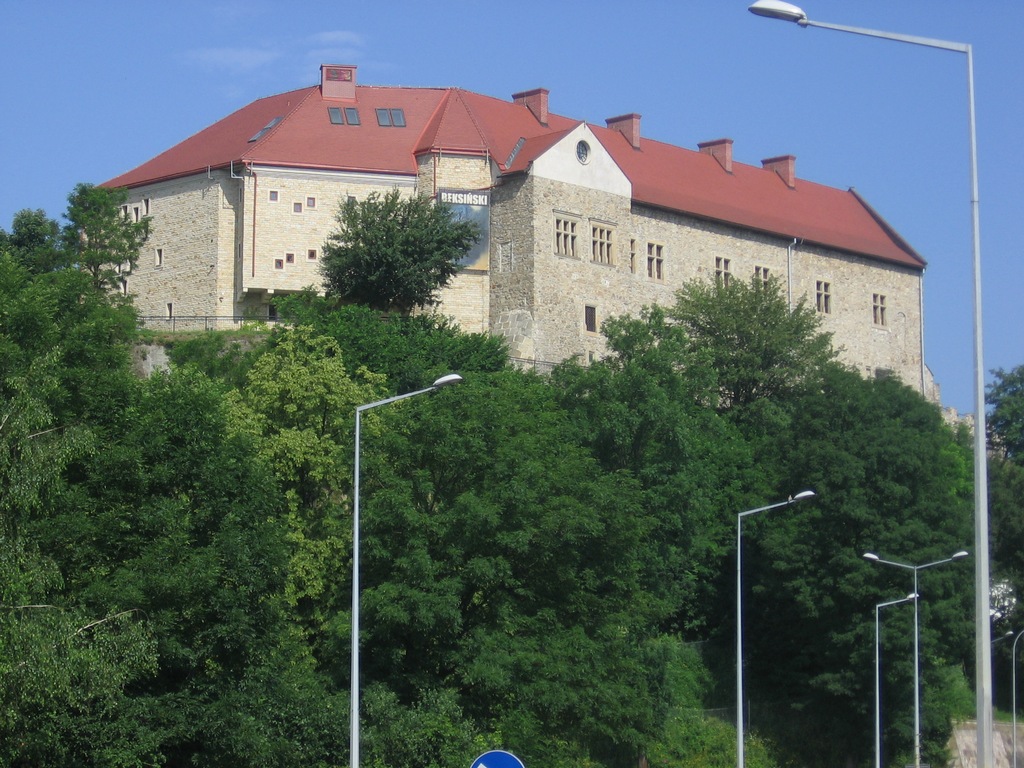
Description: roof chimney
xmin=698 ymin=138 xmax=734 ymax=173
xmin=513 ymin=88 xmax=549 ymax=126
xmin=762 ymin=154 xmax=796 ymax=188
xmin=606 ymin=113 xmax=641 ymax=149
xmin=321 ymin=65 xmax=357 ymax=100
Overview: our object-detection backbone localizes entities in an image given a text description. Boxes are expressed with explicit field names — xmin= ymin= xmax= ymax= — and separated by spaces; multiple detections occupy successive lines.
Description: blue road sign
xmin=471 ymin=750 xmax=525 ymax=768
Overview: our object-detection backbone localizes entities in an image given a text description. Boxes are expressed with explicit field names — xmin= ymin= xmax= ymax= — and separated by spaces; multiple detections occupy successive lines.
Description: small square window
xmin=754 ymin=265 xmax=770 ymax=288
xmin=307 ymin=249 xmax=318 ymax=261
xmin=306 ymin=197 xmax=316 ymax=209
xmin=274 ymin=258 xmax=285 ymax=270
xmin=293 ymin=202 xmax=303 ymax=213
xmin=285 ymin=252 xmax=295 ymax=264
xmin=269 ymin=190 xmax=279 ymax=202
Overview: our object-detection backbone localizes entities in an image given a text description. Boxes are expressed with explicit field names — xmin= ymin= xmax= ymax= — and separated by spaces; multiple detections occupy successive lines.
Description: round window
xmin=576 ymin=140 xmax=591 ymax=164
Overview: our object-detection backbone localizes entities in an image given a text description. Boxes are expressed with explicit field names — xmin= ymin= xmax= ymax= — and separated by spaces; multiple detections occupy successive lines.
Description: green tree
xmin=2 ymin=209 xmax=65 ymax=274
xmin=276 ymin=296 xmax=509 ymax=393
xmin=226 ymin=326 xmax=383 ymax=667
xmin=740 ymin=367 xmax=973 ymax=767
xmin=0 ymin=539 xmax=160 ymax=767
xmin=669 ymin=276 xmax=836 ymax=413
xmin=320 ymin=189 xmax=478 ymax=313
xmin=62 ymin=183 xmax=150 ymax=291
xmin=988 ymin=364 xmax=1024 ymax=463
xmin=358 ymin=370 xmax=660 ymax=766
xmin=551 ymin=306 xmax=757 ymax=635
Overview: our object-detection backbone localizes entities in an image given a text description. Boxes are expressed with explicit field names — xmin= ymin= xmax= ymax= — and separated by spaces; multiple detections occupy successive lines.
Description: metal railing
xmin=137 ymin=315 xmax=282 ymax=332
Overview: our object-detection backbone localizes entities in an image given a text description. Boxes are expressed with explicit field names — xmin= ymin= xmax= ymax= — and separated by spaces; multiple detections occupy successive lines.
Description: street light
xmin=875 ymin=594 xmax=917 ymax=768
xmin=351 ymin=373 xmax=463 ymax=768
xmin=863 ymin=551 xmax=969 ymax=768
xmin=736 ymin=490 xmax=816 ymax=768
xmin=746 ymin=4 xmax=992 ymax=763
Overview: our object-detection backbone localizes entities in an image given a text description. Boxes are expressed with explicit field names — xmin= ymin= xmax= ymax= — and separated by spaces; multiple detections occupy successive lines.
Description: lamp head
xmin=863 ymin=552 xmax=880 ymax=562
xmin=791 ymin=490 xmax=816 ymax=502
xmin=748 ymin=0 xmax=808 ymax=23
xmin=431 ymin=373 xmax=463 ymax=389
xmin=951 ymin=550 xmax=970 ymax=561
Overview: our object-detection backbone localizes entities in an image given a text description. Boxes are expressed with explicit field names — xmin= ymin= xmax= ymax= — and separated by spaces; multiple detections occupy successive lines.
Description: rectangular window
xmin=816 ymin=281 xmax=832 ymax=314
xmin=274 ymin=258 xmax=285 ymax=270
xmin=269 ymin=190 xmax=279 ymax=202
xmin=285 ymin=252 xmax=295 ymax=264
xmin=715 ymin=256 xmax=732 ymax=286
xmin=630 ymin=239 xmax=637 ymax=274
xmin=585 ymin=304 xmax=598 ymax=333
xmin=293 ymin=202 xmax=303 ymax=213
xmin=143 ymin=198 xmax=150 ymax=215
xmin=328 ymin=107 xmax=344 ymax=125
xmin=345 ymin=107 xmax=360 ymax=125
xmin=133 ymin=206 xmax=140 ymax=222
xmin=166 ymin=302 xmax=173 ymax=318
xmin=555 ymin=217 xmax=578 ymax=258
xmin=872 ymin=293 xmax=887 ymax=326
xmin=308 ymin=249 xmax=318 ymax=261
xmin=155 ymin=248 xmax=163 ymax=267
xmin=306 ymin=196 xmax=317 ymax=209
xmin=647 ymin=242 xmax=664 ymax=282
xmin=591 ymin=226 xmax=614 ymax=265
xmin=754 ymin=265 xmax=770 ymax=288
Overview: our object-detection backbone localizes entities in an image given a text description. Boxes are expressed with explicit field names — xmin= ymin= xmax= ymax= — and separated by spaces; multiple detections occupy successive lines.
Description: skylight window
xmin=249 ymin=116 xmax=282 ymax=142
xmin=327 ymin=106 xmax=362 ymax=126
xmin=375 ymin=108 xmax=406 ymax=127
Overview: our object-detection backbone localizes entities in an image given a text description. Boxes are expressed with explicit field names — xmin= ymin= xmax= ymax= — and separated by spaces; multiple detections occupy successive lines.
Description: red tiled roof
xmin=105 ymin=79 xmax=923 ymax=269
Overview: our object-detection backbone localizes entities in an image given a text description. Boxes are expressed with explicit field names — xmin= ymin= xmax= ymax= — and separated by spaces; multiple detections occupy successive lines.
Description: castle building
xmin=105 ymin=64 xmax=929 ymax=390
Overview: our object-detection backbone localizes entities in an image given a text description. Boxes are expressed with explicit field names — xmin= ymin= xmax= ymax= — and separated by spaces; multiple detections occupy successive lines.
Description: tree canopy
xmin=319 ymin=189 xmax=479 ymax=313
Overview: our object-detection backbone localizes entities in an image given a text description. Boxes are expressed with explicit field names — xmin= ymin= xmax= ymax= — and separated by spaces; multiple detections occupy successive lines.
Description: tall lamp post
xmin=746 ymin=3 xmax=991 ymax=763
xmin=863 ymin=551 xmax=969 ymax=768
xmin=875 ymin=594 xmax=918 ymax=768
xmin=351 ymin=373 xmax=463 ymax=768
xmin=736 ymin=490 xmax=816 ymax=768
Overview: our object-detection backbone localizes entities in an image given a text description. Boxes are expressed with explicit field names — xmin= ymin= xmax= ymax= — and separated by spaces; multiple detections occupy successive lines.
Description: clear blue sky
xmin=2 ymin=1 xmax=1021 ymax=415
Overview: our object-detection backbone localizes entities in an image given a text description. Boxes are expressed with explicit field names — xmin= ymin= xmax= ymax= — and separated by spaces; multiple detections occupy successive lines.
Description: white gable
xmin=529 ymin=124 xmax=631 ymax=197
